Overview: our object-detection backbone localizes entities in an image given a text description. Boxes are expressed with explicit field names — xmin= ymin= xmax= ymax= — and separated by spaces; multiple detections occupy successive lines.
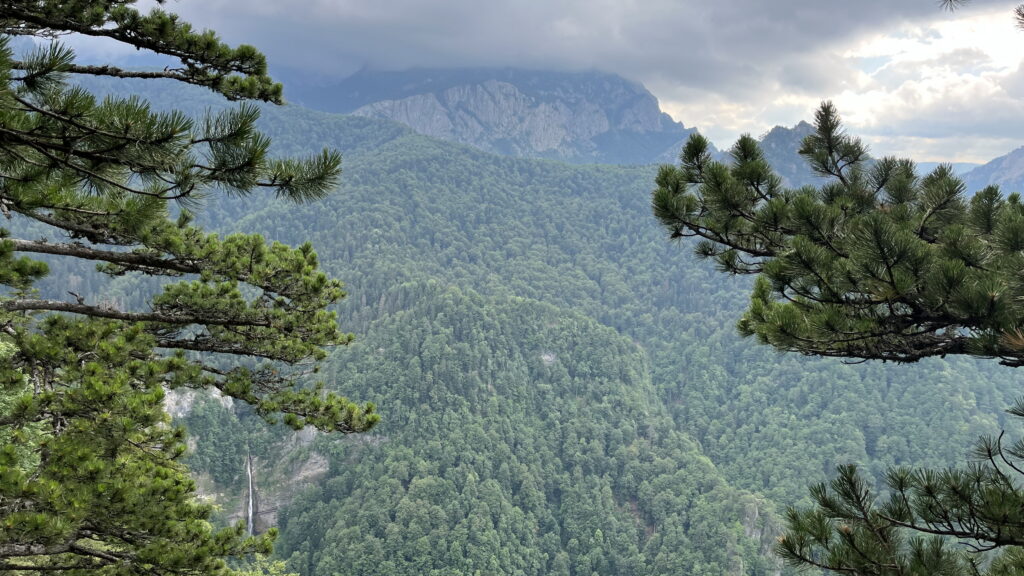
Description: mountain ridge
xmin=961 ymin=145 xmax=1024 ymax=194
xmin=284 ymin=67 xmax=699 ymax=164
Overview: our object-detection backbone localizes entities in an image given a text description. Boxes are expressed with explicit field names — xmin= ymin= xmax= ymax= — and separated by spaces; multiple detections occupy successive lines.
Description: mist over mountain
xmin=282 ymin=68 xmax=699 ymax=165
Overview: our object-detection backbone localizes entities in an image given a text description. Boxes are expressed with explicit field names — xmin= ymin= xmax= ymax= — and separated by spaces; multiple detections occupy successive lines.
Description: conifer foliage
xmin=653 ymin=103 xmax=1024 ymax=573
xmin=0 ymin=1 xmax=378 ymax=574
xmin=655 ymin=101 xmax=1024 ymax=367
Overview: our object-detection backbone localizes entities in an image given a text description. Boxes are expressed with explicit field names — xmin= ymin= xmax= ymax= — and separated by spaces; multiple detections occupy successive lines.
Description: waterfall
xmin=246 ymin=452 xmax=255 ymax=535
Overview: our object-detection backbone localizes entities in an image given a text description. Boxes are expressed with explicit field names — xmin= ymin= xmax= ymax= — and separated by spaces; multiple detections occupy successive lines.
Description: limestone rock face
xmin=291 ymin=68 xmax=698 ymax=164
xmin=757 ymin=121 xmax=820 ymax=189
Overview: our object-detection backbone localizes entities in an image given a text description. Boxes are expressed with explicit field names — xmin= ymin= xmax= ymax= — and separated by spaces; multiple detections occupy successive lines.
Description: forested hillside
xmin=278 ymin=285 xmax=781 ymax=575
xmin=73 ymin=79 xmax=1024 ymax=575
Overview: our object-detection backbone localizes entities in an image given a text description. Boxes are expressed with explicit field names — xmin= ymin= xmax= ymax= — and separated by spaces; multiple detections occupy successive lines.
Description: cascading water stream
xmin=246 ymin=452 xmax=254 ymax=535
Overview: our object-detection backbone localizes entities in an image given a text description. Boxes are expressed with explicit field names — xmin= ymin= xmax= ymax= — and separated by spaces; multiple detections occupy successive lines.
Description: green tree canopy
xmin=654 ymin=101 xmax=1024 ymax=367
xmin=653 ymin=103 xmax=1024 ymax=574
xmin=0 ymin=1 xmax=378 ymax=574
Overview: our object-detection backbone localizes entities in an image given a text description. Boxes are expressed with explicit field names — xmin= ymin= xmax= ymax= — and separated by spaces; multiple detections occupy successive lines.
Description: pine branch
xmin=157 ymin=337 xmax=294 ymax=360
xmin=9 ymin=238 xmax=198 ymax=274
xmin=1 ymin=298 xmax=272 ymax=327
xmin=0 ymin=542 xmax=74 ymax=557
xmin=0 ymin=5 xmax=359 ymax=575
xmin=0 ymin=563 xmax=103 ymax=571
xmin=11 ymin=60 xmax=193 ymax=83
xmin=1 ymin=4 xmax=283 ymax=102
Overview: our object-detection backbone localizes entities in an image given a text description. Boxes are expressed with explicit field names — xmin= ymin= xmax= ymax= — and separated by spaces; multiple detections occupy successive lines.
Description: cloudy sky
xmin=77 ymin=0 xmax=1024 ymax=162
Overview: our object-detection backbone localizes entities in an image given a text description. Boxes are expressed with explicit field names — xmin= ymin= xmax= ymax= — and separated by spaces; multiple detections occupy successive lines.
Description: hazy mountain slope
xmin=962 ymin=146 xmax=1024 ymax=194
xmin=284 ymin=68 xmax=697 ymax=164
xmin=240 ymin=111 xmax=1020 ymax=503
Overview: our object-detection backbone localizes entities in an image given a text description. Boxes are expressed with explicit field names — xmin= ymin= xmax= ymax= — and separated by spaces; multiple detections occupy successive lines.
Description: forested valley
xmin=39 ymin=78 xmax=1022 ymax=575
xmin=7 ymin=1 xmax=1024 ymax=571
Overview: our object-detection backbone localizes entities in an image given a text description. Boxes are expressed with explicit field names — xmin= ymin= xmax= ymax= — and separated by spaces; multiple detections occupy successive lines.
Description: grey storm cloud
xmin=74 ymin=0 xmax=1022 ymax=161
xmin=168 ymin=0 xmax=1002 ymax=90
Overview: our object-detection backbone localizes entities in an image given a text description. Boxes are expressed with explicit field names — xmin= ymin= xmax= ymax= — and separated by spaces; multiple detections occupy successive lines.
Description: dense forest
xmin=37 ymin=77 xmax=1019 ymax=575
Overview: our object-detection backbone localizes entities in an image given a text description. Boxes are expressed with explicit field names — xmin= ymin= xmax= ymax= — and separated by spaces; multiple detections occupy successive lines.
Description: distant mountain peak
xmin=761 ymin=120 xmax=813 ymax=139
xmin=749 ymin=121 xmax=819 ymax=188
xmin=284 ymin=67 xmax=700 ymax=165
xmin=962 ymin=146 xmax=1024 ymax=194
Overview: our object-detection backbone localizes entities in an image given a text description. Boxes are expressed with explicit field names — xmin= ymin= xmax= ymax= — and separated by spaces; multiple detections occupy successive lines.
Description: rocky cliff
xmin=757 ymin=121 xmax=821 ymax=188
xmin=287 ymin=68 xmax=697 ymax=164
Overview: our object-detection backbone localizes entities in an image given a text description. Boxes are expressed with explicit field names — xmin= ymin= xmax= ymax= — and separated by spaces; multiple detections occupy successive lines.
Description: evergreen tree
xmin=653 ymin=102 xmax=1024 ymax=574
xmin=653 ymin=101 xmax=1024 ymax=366
xmin=0 ymin=1 xmax=378 ymax=574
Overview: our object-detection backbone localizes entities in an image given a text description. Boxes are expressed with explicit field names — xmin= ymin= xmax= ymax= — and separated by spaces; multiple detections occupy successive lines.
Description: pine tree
xmin=653 ymin=103 xmax=1024 ymax=574
xmin=0 ymin=1 xmax=378 ymax=574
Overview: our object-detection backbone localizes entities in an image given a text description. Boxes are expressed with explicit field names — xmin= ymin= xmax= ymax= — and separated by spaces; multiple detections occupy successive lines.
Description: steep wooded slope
xmin=67 ymin=78 xmax=1024 ymax=575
